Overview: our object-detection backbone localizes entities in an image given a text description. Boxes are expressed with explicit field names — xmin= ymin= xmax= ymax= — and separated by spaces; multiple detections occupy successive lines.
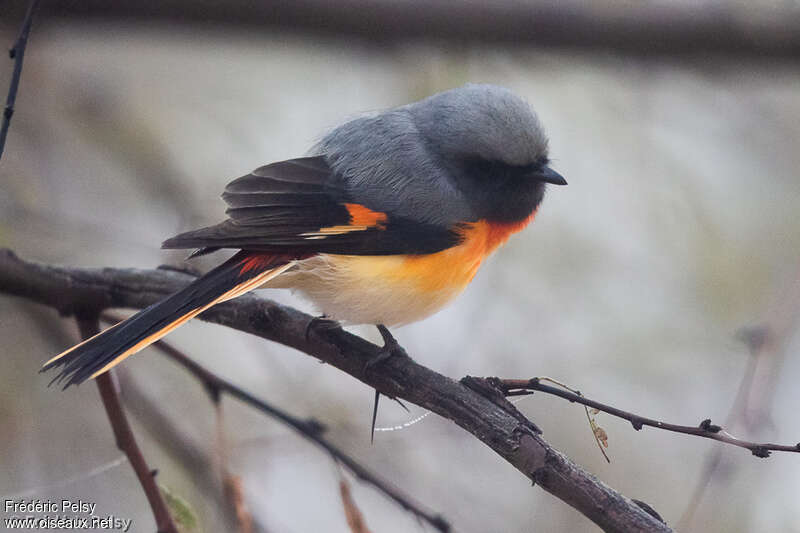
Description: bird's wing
xmin=162 ymin=156 xmax=463 ymax=255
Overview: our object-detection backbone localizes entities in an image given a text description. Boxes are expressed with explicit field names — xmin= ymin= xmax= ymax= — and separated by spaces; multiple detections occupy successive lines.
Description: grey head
xmin=408 ymin=83 xmax=548 ymax=168
xmin=316 ymin=84 xmax=565 ymax=225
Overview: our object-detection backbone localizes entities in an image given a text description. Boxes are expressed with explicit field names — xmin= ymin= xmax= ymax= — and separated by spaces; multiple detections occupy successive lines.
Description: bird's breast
xmin=271 ymin=212 xmax=536 ymax=326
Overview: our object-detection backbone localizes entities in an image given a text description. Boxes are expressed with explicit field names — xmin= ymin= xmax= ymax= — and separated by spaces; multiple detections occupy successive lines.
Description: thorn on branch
xmin=699 ymin=419 xmax=722 ymax=433
xmin=304 ymin=418 xmax=326 ymax=436
xmin=751 ymin=446 xmax=771 ymax=458
xmin=735 ymin=324 xmax=771 ymax=355
xmin=632 ymin=499 xmax=666 ymax=524
xmin=203 ymin=382 xmax=222 ymax=404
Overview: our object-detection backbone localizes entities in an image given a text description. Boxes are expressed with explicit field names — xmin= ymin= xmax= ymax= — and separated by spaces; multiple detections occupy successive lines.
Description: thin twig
xmin=496 ymin=378 xmax=800 ymax=458
xmin=0 ymin=0 xmax=40 ymax=161
xmin=74 ymin=315 xmax=178 ymax=533
xmin=99 ymin=314 xmax=450 ymax=533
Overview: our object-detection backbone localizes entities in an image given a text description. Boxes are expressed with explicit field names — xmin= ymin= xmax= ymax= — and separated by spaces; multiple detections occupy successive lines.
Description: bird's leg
xmin=367 ymin=324 xmax=408 ymax=443
xmin=304 ymin=315 xmax=340 ymax=341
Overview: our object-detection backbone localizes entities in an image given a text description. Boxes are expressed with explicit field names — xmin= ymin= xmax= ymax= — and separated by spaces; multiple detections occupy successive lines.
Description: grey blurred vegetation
xmin=1 ymin=7 xmax=800 ymax=533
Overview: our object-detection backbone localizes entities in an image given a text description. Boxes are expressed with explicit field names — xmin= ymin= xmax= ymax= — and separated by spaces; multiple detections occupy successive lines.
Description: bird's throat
xmin=481 ymin=210 xmax=537 ymax=253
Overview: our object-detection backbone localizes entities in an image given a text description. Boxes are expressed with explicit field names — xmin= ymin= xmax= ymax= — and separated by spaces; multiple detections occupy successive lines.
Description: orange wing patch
xmin=301 ymin=203 xmax=388 ymax=239
xmin=344 ymin=203 xmax=388 ymax=227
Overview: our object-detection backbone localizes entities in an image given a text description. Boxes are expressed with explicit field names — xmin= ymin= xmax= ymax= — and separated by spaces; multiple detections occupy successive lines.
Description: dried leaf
xmin=593 ymin=425 xmax=609 ymax=448
xmin=584 ymin=407 xmax=610 ymax=462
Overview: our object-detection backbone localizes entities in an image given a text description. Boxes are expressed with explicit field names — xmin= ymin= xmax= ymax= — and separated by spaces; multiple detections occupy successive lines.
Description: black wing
xmin=162 ymin=156 xmax=462 ymax=255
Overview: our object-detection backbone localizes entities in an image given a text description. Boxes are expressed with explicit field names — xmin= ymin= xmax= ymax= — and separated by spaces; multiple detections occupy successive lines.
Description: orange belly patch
xmin=394 ymin=212 xmax=537 ymax=293
xmin=269 ymin=212 xmax=536 ymax=325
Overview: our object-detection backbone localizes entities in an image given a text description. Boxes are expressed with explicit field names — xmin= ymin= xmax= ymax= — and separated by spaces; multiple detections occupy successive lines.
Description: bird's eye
xmin=521 ymin=156 xmax=550 ymax=173
xmin=471 ymin=157 xmax=500 ymax=175
xmin=468 ymin=156 xmax=549 ymax=183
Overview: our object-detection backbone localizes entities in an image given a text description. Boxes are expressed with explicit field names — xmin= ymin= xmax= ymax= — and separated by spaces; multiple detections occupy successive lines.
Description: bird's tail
xmin=42 ymin=252 xmax=296 ymax=388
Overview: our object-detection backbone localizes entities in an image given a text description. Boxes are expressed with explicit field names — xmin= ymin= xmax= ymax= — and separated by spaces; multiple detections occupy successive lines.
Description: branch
xmin=0 ymin=248 xmax=670 ymax=533
xmin=108 ymin=318 xmax=450 ymax=533
xmin=0 ymin=0 xmax=40 ymax=161
xmin=496 ymin=378 xmax=800 ymax=458
xmin=19 ymin=0 xmax=800 ymax=58
xmin=74 ymin=316 xmax=178 ymax=533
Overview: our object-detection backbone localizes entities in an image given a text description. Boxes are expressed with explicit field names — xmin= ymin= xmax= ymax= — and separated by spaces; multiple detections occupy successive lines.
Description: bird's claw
xmin=365 ymin=324 xmax=407 ymax=371
xmin=305 ymin=315 xmax=340 ymax=341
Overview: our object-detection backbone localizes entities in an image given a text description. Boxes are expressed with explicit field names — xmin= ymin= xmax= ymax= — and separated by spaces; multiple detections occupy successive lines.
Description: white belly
xmin=265 ymin=252 xmax=480 ymax=326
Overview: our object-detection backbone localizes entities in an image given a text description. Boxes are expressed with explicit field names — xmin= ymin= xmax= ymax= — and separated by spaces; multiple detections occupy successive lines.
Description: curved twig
xmin=497 ymin=378 xmax=800 ymax=458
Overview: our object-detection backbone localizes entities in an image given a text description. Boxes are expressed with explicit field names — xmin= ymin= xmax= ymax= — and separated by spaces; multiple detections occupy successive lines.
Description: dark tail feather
xmin=42 ymin=252 xmax=295 ymax=388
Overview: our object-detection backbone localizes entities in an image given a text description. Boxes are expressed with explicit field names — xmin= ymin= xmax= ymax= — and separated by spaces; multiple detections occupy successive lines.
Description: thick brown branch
xmin=74 ymin=316 xmax=177 ymax=533
xmin=15 ymin=1 xmax=800 ymax=58
xmin=0 ymin=249 xmax=670 ymax=532
xmin=112 ymin=323 xmax=450 ymax=533
xmin=497 ymin=378 xmax=800 ymax=458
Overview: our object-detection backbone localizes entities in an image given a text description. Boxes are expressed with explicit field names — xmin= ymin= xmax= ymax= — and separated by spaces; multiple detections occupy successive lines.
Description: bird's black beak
xmin=530 ymin=165 xmax=567 ymax=185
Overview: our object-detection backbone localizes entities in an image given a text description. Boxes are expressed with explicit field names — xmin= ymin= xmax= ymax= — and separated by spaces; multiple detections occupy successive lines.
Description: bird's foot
xmin=365 ymin=324 xmax=407 ymax=371
xmin=304 ymin=315 xmax=340 ymax=341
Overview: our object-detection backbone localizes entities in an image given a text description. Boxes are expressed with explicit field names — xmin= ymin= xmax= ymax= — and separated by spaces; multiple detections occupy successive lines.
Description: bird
xmin=42 ymin=83 xmax=566 ymax=389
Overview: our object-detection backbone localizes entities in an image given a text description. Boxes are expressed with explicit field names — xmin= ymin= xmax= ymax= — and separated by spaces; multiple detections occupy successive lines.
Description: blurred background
xmin=2 ymin=2 xmax=800 ymax=532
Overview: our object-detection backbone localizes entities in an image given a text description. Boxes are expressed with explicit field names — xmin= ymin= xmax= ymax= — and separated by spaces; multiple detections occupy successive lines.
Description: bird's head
xmin=409 ymin=84 xmax=566 ymax=222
